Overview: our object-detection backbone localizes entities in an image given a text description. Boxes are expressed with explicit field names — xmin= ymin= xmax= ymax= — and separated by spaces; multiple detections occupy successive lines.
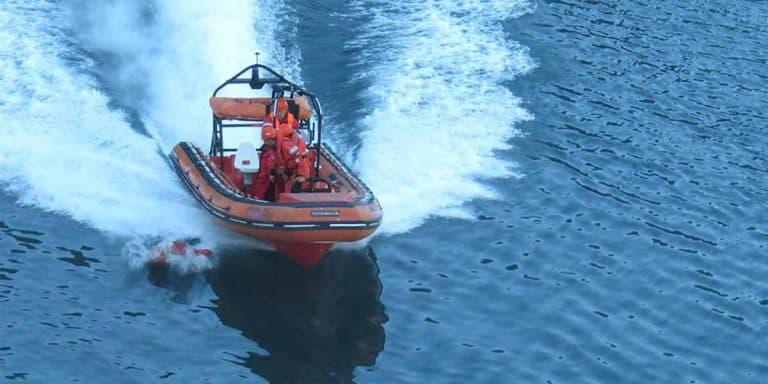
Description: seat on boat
xmin=234 ymin=143 xmax=260 ymax=174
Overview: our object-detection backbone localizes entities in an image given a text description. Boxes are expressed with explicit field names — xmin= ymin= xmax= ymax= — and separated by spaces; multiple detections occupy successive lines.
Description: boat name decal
xmin=311 ymin=210 xmax=341 ymax=217
xmin=249 ymin=207 xmax=268 ymax=219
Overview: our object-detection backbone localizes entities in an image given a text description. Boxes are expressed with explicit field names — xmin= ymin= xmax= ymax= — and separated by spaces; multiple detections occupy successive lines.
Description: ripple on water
xmin=488 ymin=0 xmax=768 ymax=382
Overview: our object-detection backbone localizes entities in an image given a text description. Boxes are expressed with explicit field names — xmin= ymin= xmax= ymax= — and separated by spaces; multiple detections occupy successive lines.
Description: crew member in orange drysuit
xmin=265 ymin=98 xmax=300 ymax=133
xmin=278 ymin=119 xmax=312 ymax=193
xmin=252 ymin=123 xmax=281 ymax=200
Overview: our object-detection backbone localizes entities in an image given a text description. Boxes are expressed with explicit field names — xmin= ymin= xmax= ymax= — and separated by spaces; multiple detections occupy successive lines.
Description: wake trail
xmin=347 ymin=0 xmax=537 ymax=235
xmin=0 ymin=1 xmax=210 ymax=240
xmin=0 ymin=1 xmax=300 ymax=260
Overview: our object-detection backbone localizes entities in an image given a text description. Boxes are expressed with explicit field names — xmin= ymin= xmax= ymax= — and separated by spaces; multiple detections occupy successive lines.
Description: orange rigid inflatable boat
xmin=169 ymin=63 xmax=382 ymax=267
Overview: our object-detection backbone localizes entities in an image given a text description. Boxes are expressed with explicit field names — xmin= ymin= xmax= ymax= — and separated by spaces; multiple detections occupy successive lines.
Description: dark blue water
xmin=2 ymin=0 xmax=768 ymax=382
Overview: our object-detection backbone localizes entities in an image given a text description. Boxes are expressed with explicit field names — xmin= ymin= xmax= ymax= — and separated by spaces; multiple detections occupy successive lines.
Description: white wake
xmin=0 ymin=1 xmax=296 ymax=251
xmin=348 ymin=0 xmax=536 ymax=234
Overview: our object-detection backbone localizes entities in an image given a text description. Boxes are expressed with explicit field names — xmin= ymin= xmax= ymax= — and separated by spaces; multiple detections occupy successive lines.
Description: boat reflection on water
xmin=148 ymin=246 xmax=387 ymax=382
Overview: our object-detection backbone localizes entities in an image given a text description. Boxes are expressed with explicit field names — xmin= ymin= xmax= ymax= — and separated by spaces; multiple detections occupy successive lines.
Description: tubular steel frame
xmin=209 ymin=64 xmax=324 ymax=176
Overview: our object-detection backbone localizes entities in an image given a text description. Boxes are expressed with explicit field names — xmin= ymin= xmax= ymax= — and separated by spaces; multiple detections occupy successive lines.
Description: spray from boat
xmin=349 ymin=0 xmax=536 ymax=234
xmin=0 ymin=0 xmax=535 ymax=270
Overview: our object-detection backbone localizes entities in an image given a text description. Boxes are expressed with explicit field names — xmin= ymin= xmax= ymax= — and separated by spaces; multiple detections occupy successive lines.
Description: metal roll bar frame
xmin=209 ymin=63 xmax=324 ymax=176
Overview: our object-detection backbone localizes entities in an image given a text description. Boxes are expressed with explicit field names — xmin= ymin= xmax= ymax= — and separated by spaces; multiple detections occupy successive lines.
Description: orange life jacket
xmin=279 ymin=132 xmax=310 ymax=177
xmin=265 ymin=112 xmax=299 ymax=136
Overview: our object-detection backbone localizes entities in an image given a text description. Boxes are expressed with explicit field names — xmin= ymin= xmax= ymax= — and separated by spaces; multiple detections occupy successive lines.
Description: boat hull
xmin=169 ymin=142 xmax=382 ymax=267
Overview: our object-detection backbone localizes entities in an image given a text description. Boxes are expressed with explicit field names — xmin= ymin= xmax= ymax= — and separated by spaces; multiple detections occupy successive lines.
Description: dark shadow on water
xmin=148 ymin=246 xmax=387 ymax=383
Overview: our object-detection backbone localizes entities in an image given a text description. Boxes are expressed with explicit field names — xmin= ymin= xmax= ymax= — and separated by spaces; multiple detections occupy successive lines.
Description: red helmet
xmin=261 ymin=124 xmax=277 ymax=140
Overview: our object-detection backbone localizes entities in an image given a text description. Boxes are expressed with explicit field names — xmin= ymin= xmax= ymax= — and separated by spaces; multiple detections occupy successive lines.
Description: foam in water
xmin=65 ymin=0 xmax=303 ymax=268
xmin=124 ymin=237 xmax=214 ymax=273
xmin=69 ymin=0 xmax=295 ymax=150
xmin=0 ymin=1 xmax=297 ymax=265
xmin=348 ymin=0 xmax=536 ymax=235
xmin=2 ymin=0 xmax=529 ymax=252
xmin=0 ymin=2 xmax=213 ymax=241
